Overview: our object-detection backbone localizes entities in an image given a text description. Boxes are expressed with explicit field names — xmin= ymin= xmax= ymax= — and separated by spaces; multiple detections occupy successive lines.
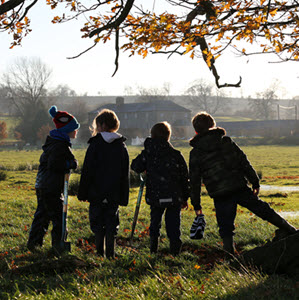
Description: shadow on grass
xmin=0 ymin=246 xmax=93 ymax=297
xmin=215 ymin=274 xmax=299 ymax=300
xmin=1 ymin=234 xmax=297 ymax=299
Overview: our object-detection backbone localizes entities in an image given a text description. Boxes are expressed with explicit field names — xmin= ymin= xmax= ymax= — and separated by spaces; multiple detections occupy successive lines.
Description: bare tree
xmin=249 ymin=83 xmax=278 ymax=120
xmin=185 ymin=79 xmax=229 ymax=114
xmin=123 ymin=85 xmax=134 ymax=96
xmin=3 ymin=57 xmax=52 ymax=116
xmin=49 ymin=84 xmax=77 ymax=97
xmin=68 ymin=98 xmax=88 ymax=124
xmin=2 ymin=57 xmax=52 ymax=143
xmin=137 ymin=82 xmax=171 ymax=102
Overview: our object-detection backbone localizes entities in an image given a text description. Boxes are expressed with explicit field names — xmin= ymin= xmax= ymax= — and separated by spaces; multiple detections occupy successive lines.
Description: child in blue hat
xmin=27 ymin=106 xmax=80 ymax=252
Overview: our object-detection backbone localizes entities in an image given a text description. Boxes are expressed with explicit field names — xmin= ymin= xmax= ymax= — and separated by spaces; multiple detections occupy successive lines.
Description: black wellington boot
xmin=150 ymin=237 xmax=159 ymax=254
xmin=105 ymin=233 xmax=115 ymax=259
xmin=223 ymin=236 xmax=235 ymax=255
xmin=170 ymin=239 xmax=182 ymax=256
xmin=95 ymin=231 xmax=105 ymax=256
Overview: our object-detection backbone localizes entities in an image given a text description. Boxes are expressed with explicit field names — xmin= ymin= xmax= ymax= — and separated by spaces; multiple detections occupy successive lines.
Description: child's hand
xmin=181 ymin=201 xmax=188 ymax=210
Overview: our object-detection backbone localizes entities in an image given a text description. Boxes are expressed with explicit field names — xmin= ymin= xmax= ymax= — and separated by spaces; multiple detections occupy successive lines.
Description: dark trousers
xmin=89 ymin=201 xmax=119 ymax=237
xmin=150 ymin=205 xmax=181 ymax=243
xmin=214 ymin=187 xmax=279 ymax=238
xmin=28 ymin=189 xmax=63 ymax=247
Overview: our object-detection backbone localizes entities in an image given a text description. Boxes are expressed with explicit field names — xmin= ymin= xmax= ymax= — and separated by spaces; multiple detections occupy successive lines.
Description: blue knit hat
xmin=49 ymin=106 xmax=80 ymax=133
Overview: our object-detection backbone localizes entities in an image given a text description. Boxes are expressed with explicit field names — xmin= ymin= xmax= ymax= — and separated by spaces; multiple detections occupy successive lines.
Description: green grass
xmin=2 ymin=145 xmax=298 ymax=185
xmin=0 ymin=146 xmax=299 ymax=299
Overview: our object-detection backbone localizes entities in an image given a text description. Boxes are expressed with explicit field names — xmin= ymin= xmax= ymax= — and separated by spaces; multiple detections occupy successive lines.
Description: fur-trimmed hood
xmin=189 ymin=127 xmax=226 ymax=151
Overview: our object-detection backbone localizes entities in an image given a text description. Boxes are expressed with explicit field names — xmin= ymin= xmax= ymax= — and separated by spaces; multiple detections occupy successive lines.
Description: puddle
xmin=257 ymin=185 xmax=299 ymax=219
xmin=279 ymin=211 xmax=299 ymax=218
xmin=260 ymin=184 xmax=299 ymax=192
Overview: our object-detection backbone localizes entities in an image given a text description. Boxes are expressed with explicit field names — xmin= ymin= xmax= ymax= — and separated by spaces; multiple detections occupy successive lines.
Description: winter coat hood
xmin=189 ymin=127 xmax=226 ymax=151
xmin=88 ymin=132 xmax=126 ymax=145
xmin=100 ymin=131 xmax=123 ymax=143
xmin=143 ymin=137 xmax=174 ymax=158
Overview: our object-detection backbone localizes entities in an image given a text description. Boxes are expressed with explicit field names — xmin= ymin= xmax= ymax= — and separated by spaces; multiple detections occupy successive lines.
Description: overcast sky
xmin=1 ymin=1 xmax=299 ymax=99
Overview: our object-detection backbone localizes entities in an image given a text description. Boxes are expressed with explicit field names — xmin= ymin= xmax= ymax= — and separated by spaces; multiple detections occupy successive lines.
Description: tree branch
xmin=0 ymin=0 xmax=27 ymax=14
xmin=89 ymin=0 xmax=135 ymax=38
xmin=19 ymin=0 xmax=38 ymax=22
xmin=67 ymin=42 xmax=97 ymax=59
xmin=186 ymin=0 xmax=242 ymax=88
xmin=112 ymin=28 xmax=120 ymax=77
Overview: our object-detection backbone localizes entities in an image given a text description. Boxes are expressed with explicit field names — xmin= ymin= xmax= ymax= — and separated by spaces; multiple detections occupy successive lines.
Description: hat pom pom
xmin=49 ymin=105 xmax=58 ymax=118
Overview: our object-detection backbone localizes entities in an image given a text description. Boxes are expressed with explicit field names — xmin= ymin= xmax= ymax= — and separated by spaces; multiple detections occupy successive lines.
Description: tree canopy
xmin=1 ymin=0 xmax=299 ymax=88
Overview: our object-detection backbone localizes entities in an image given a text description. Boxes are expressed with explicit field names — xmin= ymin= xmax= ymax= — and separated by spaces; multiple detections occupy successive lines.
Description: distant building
xmin=89 ymin=97 xmax=192 ymax=138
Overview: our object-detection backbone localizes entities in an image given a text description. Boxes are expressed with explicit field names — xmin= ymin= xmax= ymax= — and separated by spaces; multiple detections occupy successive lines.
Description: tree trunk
xmin=241 ymin=232 xmax=299 ymax=277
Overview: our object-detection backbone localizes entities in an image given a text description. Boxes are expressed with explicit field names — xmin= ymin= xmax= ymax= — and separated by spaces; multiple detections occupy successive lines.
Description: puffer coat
xmin=189 ymin=128 xmax=260 ymax=210
xmin=131 ymin=137 xmax=189 ymax=207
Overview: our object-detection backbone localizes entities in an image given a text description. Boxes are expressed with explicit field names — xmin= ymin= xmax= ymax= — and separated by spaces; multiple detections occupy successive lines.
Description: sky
xmin=1 ymin=1 xmax=299 ymax=99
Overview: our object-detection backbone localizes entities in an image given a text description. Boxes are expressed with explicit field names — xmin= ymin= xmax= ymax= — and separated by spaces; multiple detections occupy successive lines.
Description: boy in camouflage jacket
xmin=189 ymin=112 xmax=297 ymax=254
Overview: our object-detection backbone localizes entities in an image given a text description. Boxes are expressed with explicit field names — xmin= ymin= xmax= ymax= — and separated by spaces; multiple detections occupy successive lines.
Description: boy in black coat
xmin=189 ymin=111 xmax=297 ymax=254
xmin=78 ymin=109 xmax=129 ymax=258
xmin=131 ymin=122 xmax=189 ymax=255
xmin=27 ymin=106 xmax=79 ymax=252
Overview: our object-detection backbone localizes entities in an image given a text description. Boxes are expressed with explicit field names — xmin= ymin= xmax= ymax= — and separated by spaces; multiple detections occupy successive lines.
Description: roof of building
xmin=89 ymin=100 xmax=191 ymax=114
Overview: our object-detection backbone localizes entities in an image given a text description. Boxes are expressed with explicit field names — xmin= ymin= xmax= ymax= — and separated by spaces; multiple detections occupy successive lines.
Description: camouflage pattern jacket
xmin=189 ymin=128 xmax=260 ymax=210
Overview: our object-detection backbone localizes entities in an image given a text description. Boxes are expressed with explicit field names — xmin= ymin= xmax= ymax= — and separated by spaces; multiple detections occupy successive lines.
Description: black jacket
xmin=189 ymin=128 xmax=260 ymax=210
xmin=35 ymin=136 xmax=77 ymax=195
xmin=78 ymin=132 xmax=129 ymax=206
xmin=131 ymin=137 xmax=189 ymax=207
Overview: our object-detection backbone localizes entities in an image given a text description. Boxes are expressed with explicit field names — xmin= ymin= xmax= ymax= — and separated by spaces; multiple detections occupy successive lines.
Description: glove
xmin=68 ymin=159 xmax=78 ymax=170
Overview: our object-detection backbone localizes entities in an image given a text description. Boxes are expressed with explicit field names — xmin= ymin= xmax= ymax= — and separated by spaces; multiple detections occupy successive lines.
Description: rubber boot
xmin=27 ymin=240 xmax=42 ymax=252
xmin=170 ymin=239 xmax=182 ymax=256
xmin=150 ymin=237 xmax=159 ymax=254
xmin=267 ymin=212 xmax=297 ymax=233
xmin=95 ymin=231 xmax=105 ymax=256
xmin=105 ymin=233 xmax=115 ymax=259
xmin=223 ymin=236 xmax=235 ymax=255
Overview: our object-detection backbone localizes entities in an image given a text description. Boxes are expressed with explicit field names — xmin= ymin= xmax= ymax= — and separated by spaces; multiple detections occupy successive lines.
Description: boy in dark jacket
xmin=78 ymin=109 xmax=129 ymax=258
xmin=27 ymin=106 xmax=79 ymax=252
xmin=189 ymin=112 xmax=297 ymax=254
xmin=131 ymin=122 xmax=189 ymax=255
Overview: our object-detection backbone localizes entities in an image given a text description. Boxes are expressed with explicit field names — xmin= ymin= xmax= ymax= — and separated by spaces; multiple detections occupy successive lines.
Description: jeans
xmin=213 ymin=187 xmax=277 ymax=238
xmin=150 ymin=205 xmax=181 ymax=243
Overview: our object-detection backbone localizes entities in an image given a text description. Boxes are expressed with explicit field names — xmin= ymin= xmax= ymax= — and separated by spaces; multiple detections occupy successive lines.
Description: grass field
xmin=0 ymin=145 xmax=299 ymax=299
xmin=1 ymin=145 xmax=299 ymax=185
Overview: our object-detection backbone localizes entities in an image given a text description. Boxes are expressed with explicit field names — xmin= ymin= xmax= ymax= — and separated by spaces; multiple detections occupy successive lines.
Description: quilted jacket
xmin=189 ymin=128 xmax=260 ymax=210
